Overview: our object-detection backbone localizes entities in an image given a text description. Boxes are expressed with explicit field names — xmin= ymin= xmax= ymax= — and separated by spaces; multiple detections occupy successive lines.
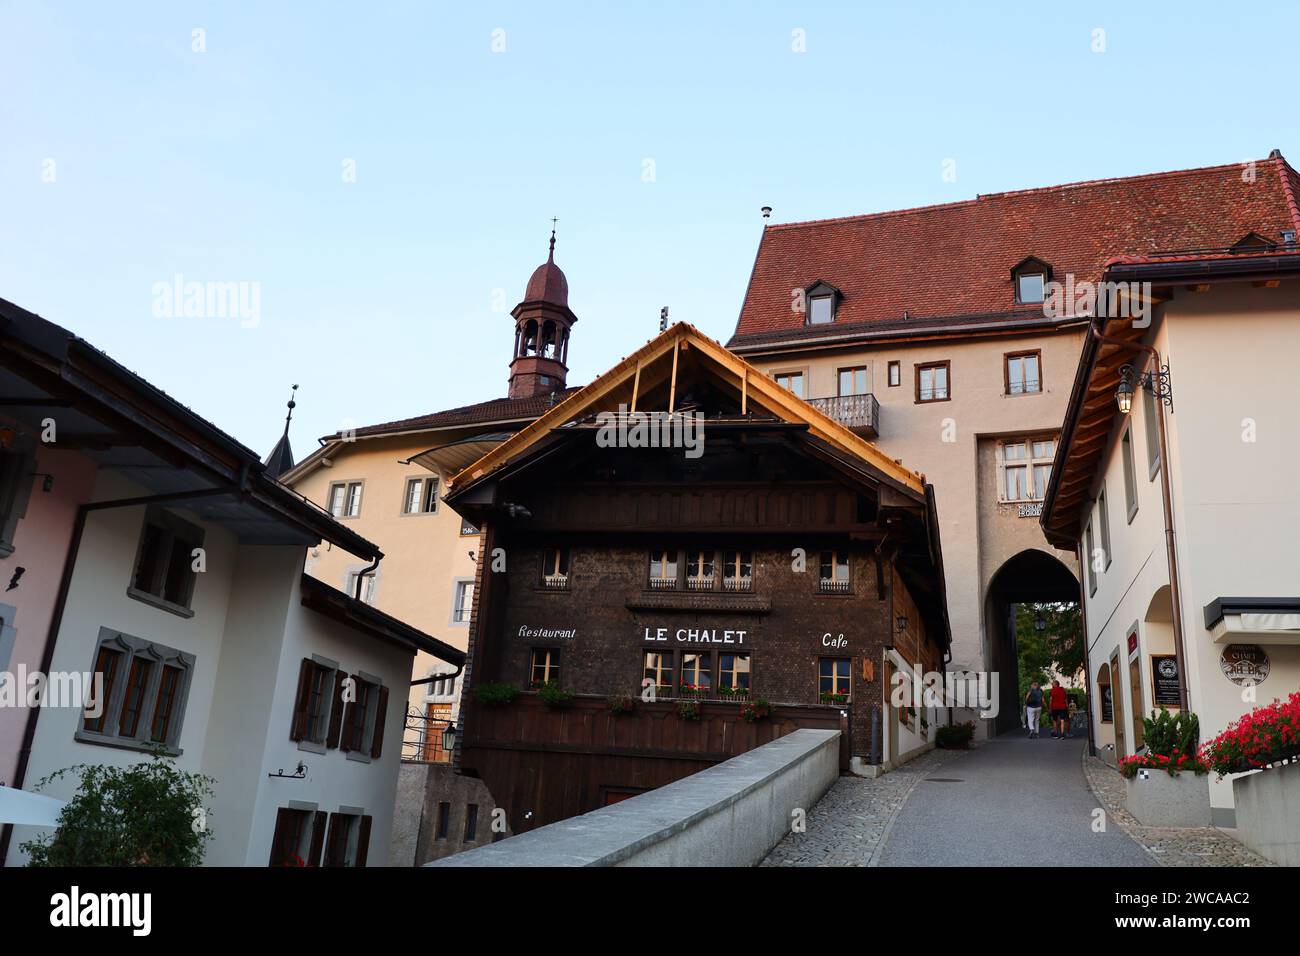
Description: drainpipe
xmin=1089 ymin=323 xmax=1190 ymax=712
xmin=354 ymin=555 xmax=381 ymax=601
xmin=1074 ymin=538 xmax=1097 ymax=758
xmin=0 ymin=485 xmax=239 ymax=865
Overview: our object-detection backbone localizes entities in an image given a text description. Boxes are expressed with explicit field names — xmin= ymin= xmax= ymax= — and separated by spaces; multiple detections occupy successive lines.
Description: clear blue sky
xmin=2 ymin=1 xmax=1296 ymax=456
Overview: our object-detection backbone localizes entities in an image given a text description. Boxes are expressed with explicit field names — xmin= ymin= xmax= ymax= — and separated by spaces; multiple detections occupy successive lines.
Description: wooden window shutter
xmin=268 ymin=808 xmax=294 ymax=866
xmin=370 ymin=685 xmax=390 ymax=759
xmin=326 ymin=670 xmax=348 ymax=750
xmin=307 ymin=811 xmax=328 ymax=867
xmin=355 ymin=815 xmax=372 ymax=868
xmin=339 ymin=674 xmax=357 ymax=753
xmin=289 ymin=658 xmax=313 ymax=742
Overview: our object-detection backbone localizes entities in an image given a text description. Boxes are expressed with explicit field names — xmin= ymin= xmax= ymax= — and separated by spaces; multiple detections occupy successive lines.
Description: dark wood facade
xmin=444 ymin=327 xmax=951 ymax=832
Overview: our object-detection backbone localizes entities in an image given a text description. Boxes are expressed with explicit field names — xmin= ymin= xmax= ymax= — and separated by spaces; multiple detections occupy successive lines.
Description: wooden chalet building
xmin=440 ymin=323 xmax=951 ymax=831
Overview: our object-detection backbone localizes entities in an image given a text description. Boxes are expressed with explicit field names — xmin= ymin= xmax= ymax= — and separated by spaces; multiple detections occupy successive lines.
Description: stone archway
xmin=983 ymin=548 xmax=1080 ymax=735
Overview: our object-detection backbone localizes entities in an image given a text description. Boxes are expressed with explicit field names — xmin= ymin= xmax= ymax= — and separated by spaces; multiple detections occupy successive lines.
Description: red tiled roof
xmin=729 ymin=155 xmax=1300 ymax=347
xmin=328 ymin=387 xmax=583 ymax=440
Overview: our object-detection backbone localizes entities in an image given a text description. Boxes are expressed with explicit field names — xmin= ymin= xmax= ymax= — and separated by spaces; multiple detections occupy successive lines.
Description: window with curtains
xmin=722 ymin=550 xmax=753 ymax=592
xmin=541 ymin=546 xmax=569 ymax=588
xmin=648 ymin=548 xmax=679 ymax=589
xmin=818 ymin=552 xmax=850 ymax=593
xmin=78 ymin=629 xmax=194 ymax=752
xmin=402 ymin=475 xmax=438 ymax=514
xmin=685 ymin=549 xmax=715 ymax=591
xmin=999 ymin=437 xmax=1056 ymax=502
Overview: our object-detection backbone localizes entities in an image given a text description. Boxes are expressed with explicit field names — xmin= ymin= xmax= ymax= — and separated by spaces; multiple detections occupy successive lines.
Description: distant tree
xmin=1015 ymin=602 xmax=1084 ymax=695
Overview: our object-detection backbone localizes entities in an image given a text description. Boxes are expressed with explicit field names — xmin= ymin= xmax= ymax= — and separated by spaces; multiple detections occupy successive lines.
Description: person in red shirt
xmin=1049 ymin=679 xmax=1070 ymax=738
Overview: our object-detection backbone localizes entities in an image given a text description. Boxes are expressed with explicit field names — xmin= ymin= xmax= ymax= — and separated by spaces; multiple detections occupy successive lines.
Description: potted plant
xmin=473 ymin=682 xmax=518 ymax=707
xmin=820 ymin=691 xmax=849 ymax=705
xmin=1120 ymin=709 xmax=1210 ymax=827
xmin=1202 ymin=691 xmax=1300 ymax=865
xmin=607 ymin=692 xmax=636 ymax=715
xmin=676 ymin=700 xmax=701 ymax=721
xmin=739 ymin=698 xmax=771 ymax=723
xmin=935 ymin=721 xmax=975 ymax=749
xmin=535 ymin=680 xmax=573 ymax=709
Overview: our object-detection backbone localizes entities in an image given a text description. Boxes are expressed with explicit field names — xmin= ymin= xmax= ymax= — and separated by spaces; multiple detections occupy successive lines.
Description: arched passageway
xmin=984 ymin=549 xmax=1080 ymax=735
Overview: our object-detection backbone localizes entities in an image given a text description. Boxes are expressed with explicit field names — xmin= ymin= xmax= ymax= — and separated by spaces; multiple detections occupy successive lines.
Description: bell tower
xmin=508 ymin=225 xmax=576 ymax=399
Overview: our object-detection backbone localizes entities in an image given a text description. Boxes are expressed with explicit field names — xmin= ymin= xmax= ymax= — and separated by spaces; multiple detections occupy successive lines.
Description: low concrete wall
xmin=427 ymin=728 xmax=840 ymax=867
xmin=1233 ymin=762 xmax=1300 ymax=867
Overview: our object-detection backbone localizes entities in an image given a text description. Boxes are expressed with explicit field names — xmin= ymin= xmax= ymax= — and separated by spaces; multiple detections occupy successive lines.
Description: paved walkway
xmin=765 ymin=731 xmax=1163 ymax=867
xmin=877 ymin=731 xmax=1154 ymax=866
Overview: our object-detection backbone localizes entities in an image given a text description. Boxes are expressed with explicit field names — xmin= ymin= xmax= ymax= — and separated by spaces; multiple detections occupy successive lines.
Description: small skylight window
xmin=1017 ymin=273 xmax=1045 ymax=304
xmin=808 ymin=295 xmax=835 ymax=324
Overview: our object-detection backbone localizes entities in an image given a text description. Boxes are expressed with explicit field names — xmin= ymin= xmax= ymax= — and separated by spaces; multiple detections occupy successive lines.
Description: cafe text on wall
xmin=438 ymin=323 xmax=952 ymax=832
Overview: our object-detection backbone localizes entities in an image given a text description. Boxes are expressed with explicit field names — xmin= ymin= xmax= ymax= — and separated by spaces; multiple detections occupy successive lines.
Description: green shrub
xmin=1143 ymin=708 xmax=1199 ymax=760
xmin=22 ymin=756 xmax=214 ymax=867
xmin=474 ymin=682 xmax=518 ymax=707
xmin=535 ymin=681 xmax=573 ymax=708
xmin=936 ymin=721 xmax=975 ymax=749
xmin=676 ymin=700 xmax=701 ymax=721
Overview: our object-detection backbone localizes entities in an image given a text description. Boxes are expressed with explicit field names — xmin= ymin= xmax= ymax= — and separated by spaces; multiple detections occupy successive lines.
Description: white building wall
xmin=6 ymin=468 xmax=418 ymax=866
xmin=1080 ymin=285 xmax=1300 ymax=821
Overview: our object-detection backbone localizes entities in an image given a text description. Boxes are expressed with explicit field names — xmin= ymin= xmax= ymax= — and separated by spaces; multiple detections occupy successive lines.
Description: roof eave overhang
xmin=300 ymin=575 xmax=465 ymax=664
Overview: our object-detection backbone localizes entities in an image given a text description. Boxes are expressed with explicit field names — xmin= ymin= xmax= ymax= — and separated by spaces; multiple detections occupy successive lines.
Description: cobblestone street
xmin=761 ymin=748 xmax=957 ymax=866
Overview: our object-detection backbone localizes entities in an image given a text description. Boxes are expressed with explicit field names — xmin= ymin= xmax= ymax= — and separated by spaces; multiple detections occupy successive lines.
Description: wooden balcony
xmin=806 ymin=393 xmax=880 ymax=437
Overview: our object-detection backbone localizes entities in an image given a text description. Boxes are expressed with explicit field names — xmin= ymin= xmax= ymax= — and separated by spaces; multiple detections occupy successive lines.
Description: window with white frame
xmin=346 ymin=570 xmax=376 ymax=605
xmin=79 ymin=629 xmax=195 ymax=751
xmin=452 ymin=580 xmax=474 ymax=623
xmin=328 ymin=481 xmax=363 ymax=518
xmin=1097 ymin=484 xmax=1112 ymax=570
xmin=402 ymin=476 xmax=438 ymax=514
xmin=999 ymin=437 xmax=1056 ymax=502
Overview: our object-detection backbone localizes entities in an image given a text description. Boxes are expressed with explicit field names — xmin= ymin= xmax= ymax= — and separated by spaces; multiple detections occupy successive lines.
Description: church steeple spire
xmin=509 ymin=224 xmax=577 ymax=399
xmin=263 ymin=384 xmax=298 ymax=479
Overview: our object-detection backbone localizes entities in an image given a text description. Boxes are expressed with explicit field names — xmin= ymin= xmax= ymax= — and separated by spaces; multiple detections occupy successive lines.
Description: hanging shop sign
xmin=1100 ymin=684 xmax=1114 ymax=722
xmin=1151 ymin=655 xmax=1181 ymax=707
xmin=1219 ymin=644 xmax=1270 ymax=686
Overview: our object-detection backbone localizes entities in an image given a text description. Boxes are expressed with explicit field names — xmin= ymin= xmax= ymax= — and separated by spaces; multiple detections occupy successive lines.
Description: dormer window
xmin=803 ymin=281 xmax=841 ymax=325
xmin=1010 ymin=257 xmax=1052 ymax=305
